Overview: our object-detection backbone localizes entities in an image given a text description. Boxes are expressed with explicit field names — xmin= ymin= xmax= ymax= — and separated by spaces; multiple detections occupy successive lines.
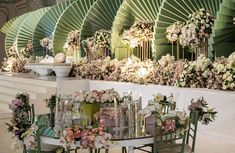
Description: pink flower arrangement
xmin=60 ymin=120 xmax=112 ymax=150
xmin=161 ymin=118 xmax=176 ymax=133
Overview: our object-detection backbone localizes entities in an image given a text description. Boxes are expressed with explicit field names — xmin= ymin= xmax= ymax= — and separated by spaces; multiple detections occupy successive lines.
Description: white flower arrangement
xmin=93 ymin=29 xmax=111 ymax=49
xmin=166 ymin=21 xmax=184 ymax=43
xmin=188 ymin=8 xmax=214 ymax=39
xmin=179 ymin=23 xmax=200 ymax=48
xmin=122 ymin=21 xmax=154 ymax=48
xmin=40 ymin=36 xmax=53 ymax=51
xmin=64 ymin=30 xmax=80 ymax=56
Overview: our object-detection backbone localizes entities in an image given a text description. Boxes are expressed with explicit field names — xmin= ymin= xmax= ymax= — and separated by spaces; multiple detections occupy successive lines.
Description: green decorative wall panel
xmin=80 ymin=0 xmax=124 ymax=55
xmin=111 ymin=0 xmax=164 ymax=59
xmin=15 ymin=7 xmax=50 ymax=56
xmin=5 ymin=13 xmax=31 ymax=57
xmin=212 ymin=0 xmax=235 ymax=57
xmin=0 ymin=17 xmax=17 ymax=34
xmin=153 ymin=0 xmax=222 ymax=60
xmin=32 ymin=0 xmax=73 ymax=56
xmin=53 ymin=0 xmax=96 ymax=54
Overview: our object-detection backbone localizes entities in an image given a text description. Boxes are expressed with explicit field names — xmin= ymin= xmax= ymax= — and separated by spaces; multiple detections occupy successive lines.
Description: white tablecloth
xmin=88 ymin=80 xmax=235 ymax=153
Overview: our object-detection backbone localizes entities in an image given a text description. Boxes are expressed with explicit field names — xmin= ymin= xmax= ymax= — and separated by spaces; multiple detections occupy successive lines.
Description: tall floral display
xmin=166 ymin=8 xmax=214 ymax=59
xmin=121 ymin=21 xmax=154 ymax=60
xmin=82 ymin=29 xmax=111 ymax=62
xmin=40 ymin=36 xmax=53 ymax=56
xmin=63 ymin=30 xmax=80 ymax=63
xmin=166 ymin=21 xmax=184 ymax=59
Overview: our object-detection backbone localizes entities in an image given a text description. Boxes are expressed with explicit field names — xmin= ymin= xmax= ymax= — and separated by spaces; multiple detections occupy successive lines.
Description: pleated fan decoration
xmin=0 ymin=17 xmax=18 ymax=35
xmin=111 ymin=0 xmax=164 ymax=60
xmin=15 ymin=7 xmax=50 ymax=57
xmin=212 ymin=0 xmax=235 ymax=57
xmin=153 ymin=0 xmax=222 ymax=60
xmin=52 ymin=0 xmax=96 ymax=55
xmin=5 ymin=13 xmax=31 ymax=57
xmin=32 ymin=0 xmax=74 ymax=56
xmin=80 ymin=0 xmax=124 ymax=57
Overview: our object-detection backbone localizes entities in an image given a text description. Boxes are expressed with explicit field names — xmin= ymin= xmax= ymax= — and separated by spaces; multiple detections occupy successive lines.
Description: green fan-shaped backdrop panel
xmin=111 ymin=0 xmax=164 ymax=59
xmin=53 ymin=0 xmax=96 ymax=54
xmin=16 ymin=7 xmax=50 ymax=55
xmin=80 ymin=0 xmax=124 ymax=55
xmin=212 ymin=0 xmax=235 ymax=57
xmin=153 ymin=0 xmax=222 ymax=60
xmin=32 ymin=0 xmax=74 ymax=56
xmin=5 ymin=13 xmax=31 ymax=57
xmin=0 ymin=17 xmax=18 ymax=34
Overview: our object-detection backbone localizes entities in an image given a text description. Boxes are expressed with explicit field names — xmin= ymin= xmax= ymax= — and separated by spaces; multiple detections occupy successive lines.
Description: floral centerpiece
xmin=188 ymin=97 xmax=217 ymax=125
xmin=179 ymin=23 xmax=200 ymax=49
xmin=64 ymin=30 xmax=80 ymax=63
xmin=166 ymin=21 xmax=184 ymax=58
xmin=60 ymin=120 xmax=112 ymax=150
xmin=122 ymin=21 xmax=154 ymax=48
xmin=188 ymin=8 xmax=214 ymax=39
xmin=40 ymin=36 xmax=53 ymax=55
xmin=139 ymin=93 xmax=175 ymax=117
xmin=82 ymin=37 xmax=96 ymax=61
xmin=74 ymin=89 xmax=121 ymax=126
xmin=92 ymin=29 xmax=111 ymax=58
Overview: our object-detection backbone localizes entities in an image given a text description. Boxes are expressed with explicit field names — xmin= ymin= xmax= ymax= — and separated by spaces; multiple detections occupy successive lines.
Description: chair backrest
xmin=154 ymin=130 xmax=187 ymax=153
xmin=153 ymin=112 xmax=187 ymax=153
xmin=186 ymin=110 xmax=200 ymax=152
xmin=160 ymin=101 xmax=176 ymax=114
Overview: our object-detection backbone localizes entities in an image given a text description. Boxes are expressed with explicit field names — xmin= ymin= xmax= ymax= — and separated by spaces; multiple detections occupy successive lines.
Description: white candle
xmin=114 ymin=98 xmax=117 ymax=119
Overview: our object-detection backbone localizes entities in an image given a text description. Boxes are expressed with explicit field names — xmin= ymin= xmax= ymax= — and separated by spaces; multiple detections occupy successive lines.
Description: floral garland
xmin=188 ymin=97 xmax=217 ymax=125
xmin=60 ymin=120 xmax=112 ymax=149
xmin=122 ymin=21 xmax=154 ymax=48
xmin=72 ymin=53 xmax=235 ymax=91
xmin=75 ymin=89 xmax=121 ymax=103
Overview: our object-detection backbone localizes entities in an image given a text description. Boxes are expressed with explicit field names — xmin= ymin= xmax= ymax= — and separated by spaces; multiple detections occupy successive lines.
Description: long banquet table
xmin=0 ymin=73 xmax=234 ymax=153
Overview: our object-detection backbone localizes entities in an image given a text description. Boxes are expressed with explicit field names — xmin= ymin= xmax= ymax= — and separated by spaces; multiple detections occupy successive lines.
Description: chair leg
xmin=105 ymin=149 xmax=109 ymax=153
xmin=122 ymin=147 xmax=127 ymax=153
